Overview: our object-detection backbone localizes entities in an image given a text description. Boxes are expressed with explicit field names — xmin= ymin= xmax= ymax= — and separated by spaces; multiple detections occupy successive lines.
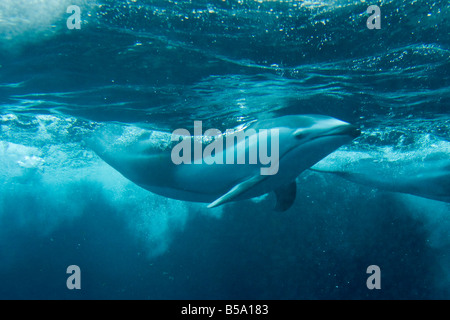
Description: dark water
xmin=0 ymin=0 xmax=449 ymax=299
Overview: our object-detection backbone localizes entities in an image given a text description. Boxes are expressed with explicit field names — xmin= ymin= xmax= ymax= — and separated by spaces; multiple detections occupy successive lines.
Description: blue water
xmin=0 ymin=0 xmax=449 ymax=299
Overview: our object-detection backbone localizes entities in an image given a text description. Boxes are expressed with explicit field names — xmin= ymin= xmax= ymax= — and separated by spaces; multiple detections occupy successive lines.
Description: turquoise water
xmin=0 ymin=0 xmax=448 ymax=299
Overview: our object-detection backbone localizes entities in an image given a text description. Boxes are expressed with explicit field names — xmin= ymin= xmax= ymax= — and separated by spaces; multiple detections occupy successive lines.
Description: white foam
xmin=0 ymin=0 xmax=90 ymax=49
xmin=0 ymin=141 xmax=43 ymax=178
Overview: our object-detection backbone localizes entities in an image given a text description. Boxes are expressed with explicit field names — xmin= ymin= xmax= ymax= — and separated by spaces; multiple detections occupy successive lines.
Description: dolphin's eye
xmin=293 ymin=129 xmax=305 ymax=139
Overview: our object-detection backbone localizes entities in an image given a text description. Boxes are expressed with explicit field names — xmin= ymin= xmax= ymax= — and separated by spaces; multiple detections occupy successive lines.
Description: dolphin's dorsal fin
xmin=207 ymin=175 xmax=266 ymax=208
xmin=274 ymin=181 xmax=297 ymax=212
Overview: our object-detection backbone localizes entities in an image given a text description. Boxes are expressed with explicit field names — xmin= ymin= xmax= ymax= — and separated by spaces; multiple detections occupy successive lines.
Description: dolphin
xmin=311 ymin=150 xmax=450 ymax=203
xmin=87 ymin=115 xmax=360 ymax=211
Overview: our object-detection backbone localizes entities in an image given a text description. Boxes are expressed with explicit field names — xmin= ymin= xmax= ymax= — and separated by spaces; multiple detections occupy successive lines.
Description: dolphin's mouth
xmin=325 ymin=124 xmax=361 ymax=139
xmin=299 ymin=124 xmax=361 ymax=141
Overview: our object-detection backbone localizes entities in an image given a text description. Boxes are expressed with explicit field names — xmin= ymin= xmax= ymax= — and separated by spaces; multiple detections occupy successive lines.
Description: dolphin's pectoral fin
xmin=207 ymin=175 xmax=266 ymax=209
xmin=274 ymin=181 xmax=297 ymax=212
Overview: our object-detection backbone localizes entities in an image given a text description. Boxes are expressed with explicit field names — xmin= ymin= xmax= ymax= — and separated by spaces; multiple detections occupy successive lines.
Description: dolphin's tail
xmin=85 ymin=124 xmax=176 ymax=188
xmin=84 ymin=124 xmax=125 ymax=169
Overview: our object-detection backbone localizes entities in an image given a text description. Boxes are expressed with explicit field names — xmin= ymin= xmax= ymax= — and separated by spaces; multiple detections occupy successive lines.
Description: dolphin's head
xmin=291 ymin=115 xmax=361 ymax=143
xmin=286 ymin=114 xmax=360 ymax=171
xmin=252 ymin=115 xmax=360 ymax=179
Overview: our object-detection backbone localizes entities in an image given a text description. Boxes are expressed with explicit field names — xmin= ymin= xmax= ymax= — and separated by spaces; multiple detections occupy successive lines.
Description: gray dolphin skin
xmin=311 ymin=151 xmax=450 ymax=203
xmin=87 ymin=115 xmax=360 ymax=211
